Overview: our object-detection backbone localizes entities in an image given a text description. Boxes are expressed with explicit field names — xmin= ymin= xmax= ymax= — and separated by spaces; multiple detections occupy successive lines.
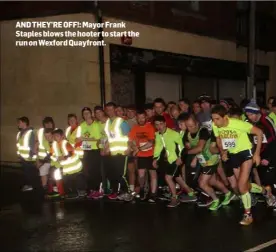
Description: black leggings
xmin=104 ymin=155 xmax=129 ymax=193
xmin=83 ymin=150 xmax=102 ymax=191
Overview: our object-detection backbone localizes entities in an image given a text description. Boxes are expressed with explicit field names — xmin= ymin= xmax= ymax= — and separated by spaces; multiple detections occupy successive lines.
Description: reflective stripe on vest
xmin=104 ymin=118 xmax=128 ymax=155
xmin=51 ymin=140 xmax=82 ymax=175
xmin=37 ymin=128 xmax=49 ymax=159
xmin=72 ymin=126 xmax=84 ymax=158
xmin=17 ymin=130 xmax=37 ymax=161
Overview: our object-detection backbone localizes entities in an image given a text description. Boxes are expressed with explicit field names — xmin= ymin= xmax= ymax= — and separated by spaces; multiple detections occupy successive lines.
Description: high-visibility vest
xmin=66 ymin=125 xmax=84 ymax=159
xmin=37 ymin=128 xmax=51 ymax=160
xmin=104 ymin=117 xmax=128 ymax=155
xmin=16 ymin=129 xmax=37 ymax=161
xmin=51 ymin=140 xmax=82 ymax=175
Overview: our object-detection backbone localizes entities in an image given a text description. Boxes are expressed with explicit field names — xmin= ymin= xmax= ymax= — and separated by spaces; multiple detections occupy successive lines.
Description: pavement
xmin=2 ymin=166 xmax=276 ymax=252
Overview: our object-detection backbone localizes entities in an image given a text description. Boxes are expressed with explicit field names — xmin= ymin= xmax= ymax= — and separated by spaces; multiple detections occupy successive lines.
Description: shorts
xmin=223 ymin=150 xmax=253 ymax=177
xmin=200 ymin=164 xmax=218 ymax=175
xmin=39 ymin=163 xmax=51 ymax=176
xmin=137 ymin=156 xmax=154 ymax=170
xmin=162 ymin=161 xmax=181 ymax=177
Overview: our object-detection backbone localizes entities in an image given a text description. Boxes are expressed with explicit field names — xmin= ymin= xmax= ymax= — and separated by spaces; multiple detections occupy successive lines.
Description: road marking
xmin=244 ymin=239 xmax=276 ymax=252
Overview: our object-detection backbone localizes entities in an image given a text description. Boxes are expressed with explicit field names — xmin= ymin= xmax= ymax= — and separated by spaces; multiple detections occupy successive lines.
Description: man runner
xmin=211 ymin=105 xmax=276 ymax=225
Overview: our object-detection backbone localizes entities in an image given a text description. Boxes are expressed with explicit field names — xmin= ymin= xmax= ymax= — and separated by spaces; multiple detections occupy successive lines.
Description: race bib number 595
xmin=222 ymin=138 xmax=236 ymax=149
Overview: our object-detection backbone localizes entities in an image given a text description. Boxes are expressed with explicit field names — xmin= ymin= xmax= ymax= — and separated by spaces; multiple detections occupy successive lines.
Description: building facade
xmin=1 ymin=2 xmax=276 ymax=161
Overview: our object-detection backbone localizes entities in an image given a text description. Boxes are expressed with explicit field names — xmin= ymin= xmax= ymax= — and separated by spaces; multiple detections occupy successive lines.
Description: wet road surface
xmin=2 ymin=167 xmax=276 ymax=252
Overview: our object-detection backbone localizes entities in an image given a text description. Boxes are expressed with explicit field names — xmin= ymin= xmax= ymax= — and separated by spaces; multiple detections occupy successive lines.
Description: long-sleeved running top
xmin=154 ymin=128 xmax=184 ymax=164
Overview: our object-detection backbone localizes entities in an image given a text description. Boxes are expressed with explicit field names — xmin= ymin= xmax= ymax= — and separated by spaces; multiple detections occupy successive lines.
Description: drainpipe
xmin=95 ymin=1 xmax=106 ymax=107
xmin=247 ymin=1 xmax=256 ymax=100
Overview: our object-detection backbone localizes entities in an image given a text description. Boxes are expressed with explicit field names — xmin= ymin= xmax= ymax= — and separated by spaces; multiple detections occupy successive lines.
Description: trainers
xmin=66 ymin=192 xmax=79 ymax=200
xmin=87 ymin=191 xmax=97 ymax=199
xmin=108 ymin=193 xmax=118 ymax=200
xmin=208 ymin=199 xmax=221 ymax=211
xmin=197 ymin=198 xmax=213 ymax=207
xmin=22 ymin=185 xmax=33 ymax=192
xmin=179 ymin=194 xmax=197 ymax=203
xmin=167 ymin=198 xmax=180 ymax=208
xmin=124 ymin=193 xmax=134 ymax=202
xmin=91 ymin=191 xmax=104 ymax=199
xmin=78 ymin=190 xmax=87 ymax=198
xmin=148 ymin=195 xmax=157 ymax=203
xmin=240 ymin=213 xmax=253 ymax=226
xmin=117 ymin=192 xmax=127 ymax=201
xmin=221 ymin=191 xmax=235 ymax=206
xmin=264 ymin=186 xmax=276 ymax=207
xmin=47 ymin=192 xmax=60 ymax=199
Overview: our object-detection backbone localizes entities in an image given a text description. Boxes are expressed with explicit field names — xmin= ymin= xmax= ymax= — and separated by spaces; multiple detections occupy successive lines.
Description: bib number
xmin=196 ymin=154 xmax=206 ymax=164
xmin=82 ymin=141 xmax=91 ymax=150
xmin=222 ymin=138 xmax=236 ymax=149
xmin=253 ymin=135 xmax=268 ymax=144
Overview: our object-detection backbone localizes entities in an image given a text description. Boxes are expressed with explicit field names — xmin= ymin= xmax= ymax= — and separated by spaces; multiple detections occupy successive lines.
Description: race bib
xmin=253 ymin=135 xmax=268 ymax=144
xmin=202 ymin=120 xmax=212 ymax=132
xmin=196 ymin=154 xmax=206 ymax=164
xmin=82 ymin=141 xmax=92 ymax=150
xmin=139 ymin=142 xmax=152 ymax=152
xmin=222 ymin=138 xmax=236 ymax=149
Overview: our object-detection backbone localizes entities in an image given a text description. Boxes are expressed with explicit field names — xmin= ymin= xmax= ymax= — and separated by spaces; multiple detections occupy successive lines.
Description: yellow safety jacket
xmin=104 ymin=117 xmax=128 ymax=156
xmin=37 ymin=128 xmax=51 ymax=160
xmin=51 ymin=140 xmax=82 ymax=175
xmin=16 ymin=129 xmax=37 ymax=161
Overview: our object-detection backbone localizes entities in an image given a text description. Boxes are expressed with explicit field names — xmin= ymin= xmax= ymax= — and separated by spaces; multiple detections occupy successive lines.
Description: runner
xmin=211 ymin=105 xmax=276 ymax=225
xmin=182 ymin=114 xmax=233 ymax=210
xmin=245 ymin=101 xmax=276 ymax=194
xmin=153 ymin=115 xmax=195 ymax=208
xmin=128 ymin=110 xmax=157 ymax=202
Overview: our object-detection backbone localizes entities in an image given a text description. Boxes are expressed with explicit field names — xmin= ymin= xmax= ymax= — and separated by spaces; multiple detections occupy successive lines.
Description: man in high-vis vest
xmin=37 ymin=128 xmax=53 ymax=191
xmin=16 ymin=117 xmax=39 ymax=192
xmin=51 ymin=129 xmax=86 ymax=199
xmin=76 ymin=107 xmax=102 ymax=199
xmin=36 ymin=117 xmax=56 ymax=188
xmin=104 ymin=102 xmax=132 ymax=201
xmin=65 ymin=114 xmax=83 ymax=158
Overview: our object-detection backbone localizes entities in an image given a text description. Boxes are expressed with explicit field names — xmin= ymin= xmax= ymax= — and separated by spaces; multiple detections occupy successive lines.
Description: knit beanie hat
xmin=244 ymin=99 xmax=260 ymax=114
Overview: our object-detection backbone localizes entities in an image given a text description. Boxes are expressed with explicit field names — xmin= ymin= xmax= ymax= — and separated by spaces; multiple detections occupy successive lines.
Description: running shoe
xmin=65 ymin=192 xmax=79 ymax=200
xmin=240 ymin=213 xmax=253 ymax=226
xmin=108 ymin=193 xmax=118 ymax=200
xmin=221 ymin=191 xmax=235 ymax=206
xmin=167 ymin=198 xmax=180 ymax=208
xmin=197 ymin=198 xmax=213 ymax=207
xmin=87 ymin=190 xmax=97 ymax=199
xmin=264 ymin=186 xmax=276 ymax=207
xmin=22 ymin=185 xmax=33 ymax=192
xmin=91 ymin=191 xmax=104 ymax=199
xmin=117 ymin=192 xmax=133 ymax=202
xmin=179 ymin=194 xmax=197 ymax=203
xmin=208 ymin=199 xmax=221 ymax=211
xmin=148 ymin=195 xmax=157 ymax=203
xmin=78 ymin=190 xmax=87 ymax=198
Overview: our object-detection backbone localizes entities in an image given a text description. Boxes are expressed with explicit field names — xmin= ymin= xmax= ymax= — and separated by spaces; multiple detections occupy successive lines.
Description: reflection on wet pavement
xmin=2 ymin=197 xmax=276 ymax=252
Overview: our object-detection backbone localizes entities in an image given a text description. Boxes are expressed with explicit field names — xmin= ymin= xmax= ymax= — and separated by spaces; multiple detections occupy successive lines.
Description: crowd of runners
xmin=16 ymin=95 xmax=276 ymax=226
